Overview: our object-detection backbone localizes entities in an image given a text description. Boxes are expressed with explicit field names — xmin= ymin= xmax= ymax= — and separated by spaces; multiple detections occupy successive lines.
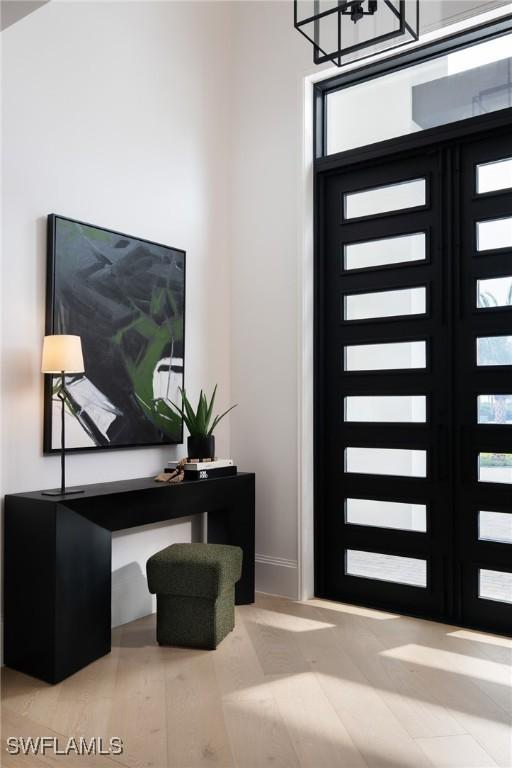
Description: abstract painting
xmin=44 ymin=214 xmax=185 ymax=452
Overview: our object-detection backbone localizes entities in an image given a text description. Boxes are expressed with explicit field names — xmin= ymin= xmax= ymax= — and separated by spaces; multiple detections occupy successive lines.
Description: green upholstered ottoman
xmin=146 ymin=543 xmax=243 ymax=649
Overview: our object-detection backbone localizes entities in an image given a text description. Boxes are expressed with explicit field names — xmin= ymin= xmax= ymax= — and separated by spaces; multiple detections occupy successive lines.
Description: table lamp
xmin=41 ymin=334 xmax=85 ymax=496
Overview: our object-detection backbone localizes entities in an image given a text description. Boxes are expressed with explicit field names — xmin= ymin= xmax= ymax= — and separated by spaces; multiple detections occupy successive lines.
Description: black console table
xmin=4 ymin=473 xmax=255 ymax=684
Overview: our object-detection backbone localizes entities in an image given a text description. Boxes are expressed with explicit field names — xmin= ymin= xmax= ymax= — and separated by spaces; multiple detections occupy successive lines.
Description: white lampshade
xmin=41 ymin=335 xmax=85 ymax=374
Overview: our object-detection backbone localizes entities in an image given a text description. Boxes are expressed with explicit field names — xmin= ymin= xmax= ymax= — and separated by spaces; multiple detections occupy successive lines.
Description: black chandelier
xmin=294 ymin=0 xmax=420 ymax=67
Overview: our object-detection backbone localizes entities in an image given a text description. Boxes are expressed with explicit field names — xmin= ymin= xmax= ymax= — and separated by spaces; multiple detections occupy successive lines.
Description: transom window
xmin=316 ymin=20 xmax=512 ymax=157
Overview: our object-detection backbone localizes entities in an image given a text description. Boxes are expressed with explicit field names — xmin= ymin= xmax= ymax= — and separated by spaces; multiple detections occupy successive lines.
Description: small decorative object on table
xmin=155 ymin=458 xmax=187 ymax=484
xmin=169 ymin=385 xmax=237 ymax=460
xmin=157 ymin=458 xmax=237 ymax=483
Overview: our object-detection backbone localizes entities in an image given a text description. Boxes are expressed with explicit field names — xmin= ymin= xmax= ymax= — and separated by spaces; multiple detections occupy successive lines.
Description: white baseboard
xmin=255 ymin=554 xmax=299 ymax=599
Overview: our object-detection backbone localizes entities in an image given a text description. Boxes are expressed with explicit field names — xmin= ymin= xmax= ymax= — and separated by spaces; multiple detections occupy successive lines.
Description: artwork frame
xmin=43 ymin=214 xmax=186 ymax=454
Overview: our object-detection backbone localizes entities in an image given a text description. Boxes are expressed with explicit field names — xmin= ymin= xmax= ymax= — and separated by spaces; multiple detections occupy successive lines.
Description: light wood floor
xmin=2 ymin=594 xmax=511 ymax=768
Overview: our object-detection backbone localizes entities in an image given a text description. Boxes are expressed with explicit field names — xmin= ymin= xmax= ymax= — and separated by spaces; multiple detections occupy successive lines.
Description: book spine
xmin=167 ymin=460 xmax=234 ymax=471
xmin=184 ymin=467 xmax=237 ymax=481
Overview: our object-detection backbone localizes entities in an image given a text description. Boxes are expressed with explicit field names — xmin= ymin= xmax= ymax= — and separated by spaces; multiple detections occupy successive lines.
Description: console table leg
xmin=54 ymin=503 xmax=112 ymax=682
xmin=206 ymin=478 xmax=255 ymax=604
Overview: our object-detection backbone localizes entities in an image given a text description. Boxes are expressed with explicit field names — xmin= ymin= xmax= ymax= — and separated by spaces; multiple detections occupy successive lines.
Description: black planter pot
xmin=187 ymin=435 xmax=215 ymax=460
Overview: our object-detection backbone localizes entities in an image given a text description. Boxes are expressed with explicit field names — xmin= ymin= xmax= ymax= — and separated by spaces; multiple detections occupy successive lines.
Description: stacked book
xmin=165 ymin=459 xmax=237 ymax=481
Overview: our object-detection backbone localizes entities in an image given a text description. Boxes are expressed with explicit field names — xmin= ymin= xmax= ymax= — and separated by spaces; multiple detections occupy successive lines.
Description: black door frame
xmin=318 ymin=148 xmax=453 ymax=623
xmin=314 ymin=25 xmax=512 ymax=632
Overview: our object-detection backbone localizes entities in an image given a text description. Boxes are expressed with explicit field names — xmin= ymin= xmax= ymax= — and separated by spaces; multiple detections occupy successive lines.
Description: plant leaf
xmin=207 ymin=403 xmax=238 ymax=435
xmin=180 ymin=388 xmax=197 ymax=430
xmin=167 ymin=398 xmax=193 ymax=433
xmin=205 ymin=384 xmax=217 ymax=432
xmin=196 ymin=391 xmax=208 ymax=436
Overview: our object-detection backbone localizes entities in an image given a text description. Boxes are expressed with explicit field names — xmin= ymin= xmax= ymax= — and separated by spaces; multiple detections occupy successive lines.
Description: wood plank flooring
xmin=2 ymin=594 xmax=511 ymax=768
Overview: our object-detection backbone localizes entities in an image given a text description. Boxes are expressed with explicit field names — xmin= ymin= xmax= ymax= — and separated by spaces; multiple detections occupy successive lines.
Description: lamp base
xmin=42 ymin=488 xmax=85 ymax=497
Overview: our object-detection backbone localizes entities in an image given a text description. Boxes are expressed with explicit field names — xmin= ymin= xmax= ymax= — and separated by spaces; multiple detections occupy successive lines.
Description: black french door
xmin=316 ymin=125 xmax=512 ymax=635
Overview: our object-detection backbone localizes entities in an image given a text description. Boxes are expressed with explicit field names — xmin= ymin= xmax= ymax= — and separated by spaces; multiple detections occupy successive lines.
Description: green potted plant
xmin=169 ymin=385 xmax=237 ymax=460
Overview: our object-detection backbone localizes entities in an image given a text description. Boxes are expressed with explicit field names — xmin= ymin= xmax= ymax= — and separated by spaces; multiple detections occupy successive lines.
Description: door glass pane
xmin=344 ymin=340 xmax=427 ymax=371
xmin=344 ymin=233 xmax=426 ymax=271
xmin=479 ymin=569 xmax=512 ymax=604
xmin=477 ymin=217 xmax=512 ymax=251
xmin=344 ymin=287 xmax=426 ymax=321
xmin=477 ymin=157 xmax=512 ymax=194
xmin=344 ymin=179 xmax=426 ymax=219
xmin=344 ymin=395 xmax=426 ymax=423
xmin=346 ymin=498 xmax=427 ymax=532
xmin=478 ymin=453 xmax=512 ymax=484
xmin=346 ymin=550 xmax=427 ymax=587
xmin=477 ymin=276 xmax=512 ymax=309
xmin=477 ymin=336 xmax=512 ymax=366
xmin=345 ymin=447 xmax=427 ymax=477
xmin=479 ymin=511 xmax=512 ymax=544
xmin=477 ymin=395 xmax=512 ymax=425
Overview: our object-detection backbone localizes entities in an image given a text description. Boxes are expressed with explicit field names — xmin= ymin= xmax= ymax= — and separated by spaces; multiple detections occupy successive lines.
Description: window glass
xmin=345 ymin=447 xmax=427 ymax=478
xmin=344 ymin=287 xmax=426 ymax=321
xmin=344 ymin=233 xmax=426 ymax=271
xmin=344 ymin=179 xmax=426 ymax=219
xmin=477 ymin=218 xmax=512 ymax=252
xmin=479 ymin=511 xmax=512 ymax=544
xmin=326 ymin=32 xmax=512 ymax=155
xmin=477 ymin=395 xmax=512 ymax=425
xmin=346 ymin=550 xmax=427 ymax=587
xmin=477 ymin=277 xmax=512 ymax=309
xmin=346 ymin=498 xmax=427 ymax=532
xmin=477 ymin=158 xmax=512 ymax=194
xmin=344 ymin=395 xmax=426 ymax=423
xmin=479 ymin=569 xmax=512 ymax=604
xmin=477 ymin=336 xmax=512 ymax=367
xmin=478 ymin=453 xmax=512 ymax=484
xmin=344 ymin=341 xmax=427 ymax=371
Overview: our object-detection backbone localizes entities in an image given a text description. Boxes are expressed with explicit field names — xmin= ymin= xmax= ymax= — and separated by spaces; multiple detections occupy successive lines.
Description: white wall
xmin=230 ymin=1 xmax=317 ymax=598
xmin=1 ymin=0 xmax=233 ymax=628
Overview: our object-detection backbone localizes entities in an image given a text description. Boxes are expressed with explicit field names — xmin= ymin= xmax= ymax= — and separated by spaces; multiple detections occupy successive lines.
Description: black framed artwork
xmin=44 ymin=214 xmax=186 ymax=453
